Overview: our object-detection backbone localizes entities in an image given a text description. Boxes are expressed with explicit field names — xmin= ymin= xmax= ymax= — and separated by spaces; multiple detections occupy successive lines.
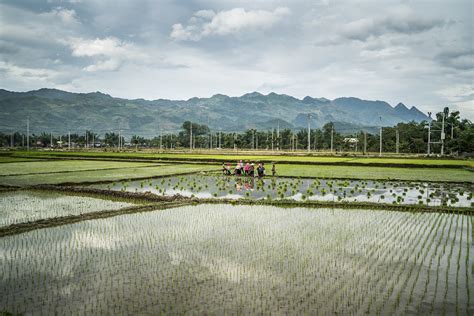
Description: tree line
xmin=0 ymin=109 xmax=472 ymax=155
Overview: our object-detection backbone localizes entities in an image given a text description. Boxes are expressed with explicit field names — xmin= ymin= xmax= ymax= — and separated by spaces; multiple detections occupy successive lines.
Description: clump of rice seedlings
xmin=0 ymin=191 xmax=135 ymax=226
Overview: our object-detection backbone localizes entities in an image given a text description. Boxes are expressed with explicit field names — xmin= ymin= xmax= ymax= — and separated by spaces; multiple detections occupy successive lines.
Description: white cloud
xmin=170 ymin=7 xmax=291 ymax=41
xmin=67 ymin=37 xmax=146 ymax=72
xmin=437 ymin=84 xmax=474 ymax=102
xmin=339 ymin=5 xmax=444 ymax=42
xmin=39 ymin=7 xmax=80 ymax=25
xmin=1 ymin=1 xmax=472 ymax=120
xmin=0 ymin=61 xmax=58 ymax=81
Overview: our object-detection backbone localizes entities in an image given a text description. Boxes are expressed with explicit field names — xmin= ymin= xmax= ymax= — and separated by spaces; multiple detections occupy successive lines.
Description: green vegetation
xmin=0 ymin=204 xmax=471 ymax=314
xmin=0 ymin=190 xmax=134 ymax=227
xmin=0 ymin=156 xmax=40 ymax=163
xmin=2 ymin=90 xmax=472 ymax=156
xmin=96 ymin=174 xmax=472 ymax=208
xmin=0 ymin=164 xmax=217 ymax=186
xmin=275 ymin=164 xmax=474 ymax=183
xmin=8 ymin=151 xmax=474 ymax=168
xmin=0 ymin=160 xmax=160 ymax=176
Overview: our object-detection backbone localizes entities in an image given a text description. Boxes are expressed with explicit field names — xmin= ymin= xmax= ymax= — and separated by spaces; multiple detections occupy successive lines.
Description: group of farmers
xmin=222 ymin=160 xmax=276 ymax=178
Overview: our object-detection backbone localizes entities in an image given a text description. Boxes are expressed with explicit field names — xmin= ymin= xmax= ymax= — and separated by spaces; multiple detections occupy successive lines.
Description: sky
xmin=0 ymin=0 xmax=473 ymax=119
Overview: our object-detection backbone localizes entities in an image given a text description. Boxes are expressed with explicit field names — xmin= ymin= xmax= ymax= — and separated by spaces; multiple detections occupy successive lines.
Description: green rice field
xmin=0 ymin=151 xmax=472 ymax=314
xmin=6 ymin=150 xmax=474 ymax=168
xmin=0 ymin=190 xmax=135 ymax=227
xmin=0 ymin=204 xmax=472 ymax=314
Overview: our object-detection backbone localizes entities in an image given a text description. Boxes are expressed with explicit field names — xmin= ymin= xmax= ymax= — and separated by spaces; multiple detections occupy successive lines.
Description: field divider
xmin=266 ymin=174 xmax=474 ymax=184
xmin=0 ymin=163 xmax=165 ymax=177
xmin=20 ymin=185 xmax=474 ymax=215
xmin=0 ymin=201 xmax=195 ymax=238
xmin=12 ymin=152 xmax=473 ymax=169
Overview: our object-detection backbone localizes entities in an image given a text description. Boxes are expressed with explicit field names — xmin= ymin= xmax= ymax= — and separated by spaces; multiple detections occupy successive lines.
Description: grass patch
xmin=275 ymin=164 xmax=474 ymax=183
xmin=0 ymin=160 xmax=160 ymax=176
xmin=11 ymin=151 xmax=474 ymax=168
xmin=0 ymin=156 xmax=41 ymax=163
xmin=0 ymin=164 xmax=218 ymax=186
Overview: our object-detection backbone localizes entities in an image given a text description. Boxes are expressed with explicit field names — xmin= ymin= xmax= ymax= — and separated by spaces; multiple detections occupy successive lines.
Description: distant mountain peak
xmin=241 ymin=91 xmax=264 ymax=98
xmin=409 ymin=106 xmax=425 ymax=114
xmin=0 ymin=88 xmax=429 ymax=135
xmin=302 ymin=96 xmax=330 ymax=104
xmin=211 ymin=93 xmax=229 ymax=99
xmin=395 ymin=102 xmax=408 ymax=109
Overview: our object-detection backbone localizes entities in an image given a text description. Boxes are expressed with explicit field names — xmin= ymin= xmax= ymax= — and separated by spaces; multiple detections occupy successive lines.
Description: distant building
xmin=343 ymin=138 xmax=358 ymax=144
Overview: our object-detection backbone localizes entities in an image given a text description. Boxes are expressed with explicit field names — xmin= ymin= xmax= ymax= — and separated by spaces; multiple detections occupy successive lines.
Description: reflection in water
xmin=91 ymin=175 xmax=473 ymax=207
xmin=1 ymin=205 xmax=472 ymax=315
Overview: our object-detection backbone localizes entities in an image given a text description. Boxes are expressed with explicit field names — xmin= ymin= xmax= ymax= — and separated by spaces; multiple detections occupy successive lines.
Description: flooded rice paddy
xmin=0 ymin=204 xmax=472 ymax=315
xmin=0 ymin=190 xmax=134 ymax=227
xmin=92 ymin=174 xmax=473 ymax=207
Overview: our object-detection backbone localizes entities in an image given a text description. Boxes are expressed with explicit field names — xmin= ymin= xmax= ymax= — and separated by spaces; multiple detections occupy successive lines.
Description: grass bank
xmin=8 ymin=150 xmax=474 ymax=168
xmin=0 ymin=164 xmax=218 ymax=187
xmin=274 ymin=164 xmax=474 ymax=183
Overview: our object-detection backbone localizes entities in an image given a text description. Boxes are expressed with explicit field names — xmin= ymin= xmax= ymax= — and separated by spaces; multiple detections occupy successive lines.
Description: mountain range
xmin=0 ymin=88 xmax=428 ymax=137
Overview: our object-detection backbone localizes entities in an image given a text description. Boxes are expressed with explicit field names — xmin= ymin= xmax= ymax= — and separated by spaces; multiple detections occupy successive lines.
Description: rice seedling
xmin=0 ymin=191 xmax=135 ymax=227
xmin=1 ymin=204 xmax=470 ymax=315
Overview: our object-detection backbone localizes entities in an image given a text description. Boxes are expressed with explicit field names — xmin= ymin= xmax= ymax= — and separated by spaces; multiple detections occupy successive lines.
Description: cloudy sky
xmin=0 ymin=0 xmax=473 ymax=118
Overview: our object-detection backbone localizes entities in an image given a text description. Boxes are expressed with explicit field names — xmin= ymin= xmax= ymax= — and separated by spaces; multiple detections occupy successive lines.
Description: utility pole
xmin=233 ymin=133 xmax=236 ymax=151
xmin=92 ymin=133 xmax=95 ymax=149
xmin=26 ymin=116 xmax=29 ymax=152
xmin=364 ymin=132 xmax=367 ymax=154
xmin=271 ymin=128 xmax=274 ymax=151
xmin=256 ymin=131 xmax=258 ymax=150
xmin=427 ymin=112 xmax=432 ymax=155
xmin=290 ymin=131 xmax=293 ymax=151
xmin=396 ymin=129 xmax=399 ymax=154
xmin=68 ymin=131 xmax=71 ymax=151
xmin=379 ymin=116 xmax=382 ymax=157
xmin=160 ymin=130 xmax=163 ymax=150
xmin=314 ymin=131 xmax=317 ymax=151
xmin=50 ymin=133 xmax=53 ymax=148
xmin=252 ymin=130 xmax=255 ymax=150
xmin=440 ymin=109 xmax=447 ymax=156
xmin=330 ymin=126 xmax=334 ymax=153
xmin=11 ymin=133 xmax=13 ymax=148
xmin=219 ymin=129 xmax=221 ymax=149
xmin=307 ymin=113 xmax=311 ymax=153
xmin=277 ymin=120 xmax=280 ymax=151
xmin=22 ymin=134 xmax=24 ymax=148
xmin=189 ymin=122 xmax=193 ymax=151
